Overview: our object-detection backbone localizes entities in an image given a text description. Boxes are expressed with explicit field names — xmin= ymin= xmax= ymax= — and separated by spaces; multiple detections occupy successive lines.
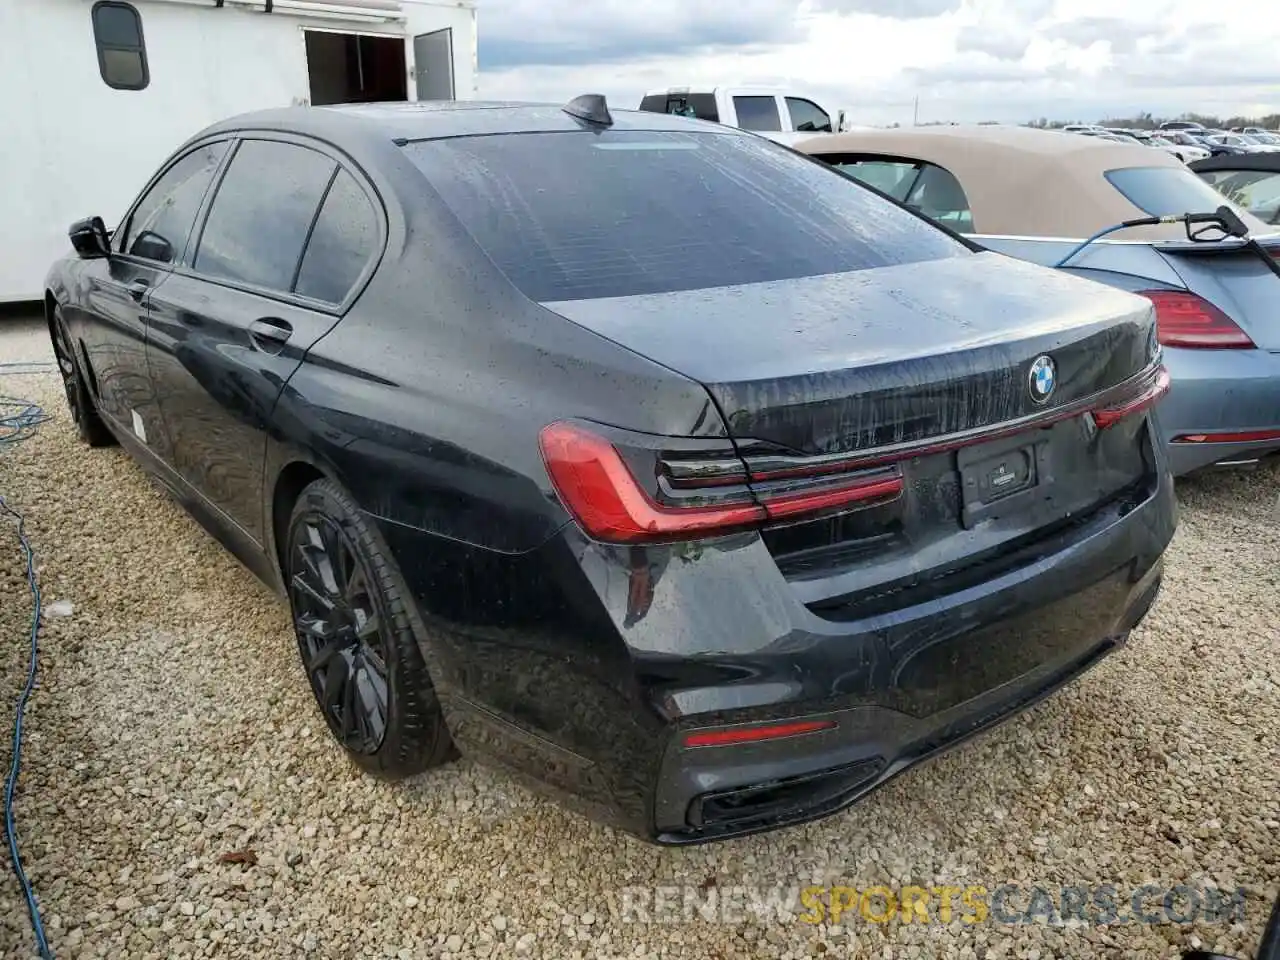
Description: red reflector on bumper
xmin=1171 ymin=429 xmax=1280 ymax=444
xmin=683 ymin=719 xmax=837 ymax=748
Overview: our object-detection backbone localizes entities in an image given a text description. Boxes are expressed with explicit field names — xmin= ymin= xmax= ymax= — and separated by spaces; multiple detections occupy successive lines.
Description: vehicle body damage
xmin=45 ymin=102 xmax=1175 ymax=842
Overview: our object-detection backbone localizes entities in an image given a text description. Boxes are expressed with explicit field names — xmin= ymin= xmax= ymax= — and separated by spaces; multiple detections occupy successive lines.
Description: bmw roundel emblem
xmin=1028 ymin=355 xmax=1056 ymax=404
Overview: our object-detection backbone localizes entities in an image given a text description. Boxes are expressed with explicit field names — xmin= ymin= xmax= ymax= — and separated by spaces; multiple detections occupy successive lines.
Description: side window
xmin=118 ymin=141 xmax=229 ymax=263
xmin=685 ymin=94 xmax=719 ymax=123
xmin=650 ymin=93 xmax=718 ymax=122
xmin=733 ymin=96 xmax=782 ymax=132
xmin=832 ymin=160 xmax=920 ymax=201
xmin=903 ymin=163 xmax=974 ymax=232
xmin=92 ymin=1 xmax=149 ymax=91
xmin=786 ymin=98 xmax=832 ymax=133
xmin=193 ymin=140 xmax=337 ymax=293
xmin=294 ymin=170 xmax=380 ymax=303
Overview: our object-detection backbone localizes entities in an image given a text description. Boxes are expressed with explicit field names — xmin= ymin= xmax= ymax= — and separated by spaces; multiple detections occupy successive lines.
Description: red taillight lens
xmin=683 ymin=719 xmax=837 ymax=748
xmin=538 ymin=422 xmax=763 ymax=543
xmin=538 ymin=422 xmax=903 ymax=544
xmin=1091 ymin=365 xmax=1171 ymax=428
xmin=1138 ymin=290 xmax=1255 ymax=349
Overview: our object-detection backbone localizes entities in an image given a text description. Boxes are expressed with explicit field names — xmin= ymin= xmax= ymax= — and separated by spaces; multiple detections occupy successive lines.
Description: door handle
xmin=126 ymin=279 xmax=150 ymax=303
xmin=248 ymin=318 xmax=293 ymax=354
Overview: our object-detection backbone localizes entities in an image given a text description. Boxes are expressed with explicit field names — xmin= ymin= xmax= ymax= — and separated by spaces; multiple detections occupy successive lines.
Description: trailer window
xmin=92 ymin=1 xmax=148 ymax=91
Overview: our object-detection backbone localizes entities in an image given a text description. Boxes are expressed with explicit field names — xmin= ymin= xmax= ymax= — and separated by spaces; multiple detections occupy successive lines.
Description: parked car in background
xmin=1163 ymin=130 xmax=1216 ymax=157
xmin=1063 ymin=123 xmax=1110 ymax=134
xmin=1146 ymin=134 xmax=1210 ymax=163
xmin=44 ymin=98 xmax=1176 ymax=844
xmin=796 ymin=125 xmax=1280 ymax=476
xmin=1246 ymin=132 xmax=1280 ymax=147
xmin=1207 ymin=134 xmax=1278 ymax=154
xmin=1230 ymin=126 xmax=1278 ymax=136
xmin=637 ymin=86 xmax=843 ymax=145
xmin=1160 ymin=121 xmax=1208 ymax=134
xmin=1192 ymin=153 xmax=1280 ymax=224
xmin=1192 ymin=134 xmax=1252 ymax=156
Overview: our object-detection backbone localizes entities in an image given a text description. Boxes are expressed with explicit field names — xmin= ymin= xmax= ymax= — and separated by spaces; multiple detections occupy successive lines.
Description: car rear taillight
xmin=1091 ymin=365 xmax=1172 ymax=428
xmin=1138 ymin=290 xmax=1256 ymax=349
xmin=538 ymin=421 xmax=903 ymax=544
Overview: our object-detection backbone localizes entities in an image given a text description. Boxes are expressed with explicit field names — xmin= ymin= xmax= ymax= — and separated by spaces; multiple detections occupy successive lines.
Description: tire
xmin=285 ymin=476 xmax=456 ymax=779
xmin=50 ymin=305 xmax=114 ymax=448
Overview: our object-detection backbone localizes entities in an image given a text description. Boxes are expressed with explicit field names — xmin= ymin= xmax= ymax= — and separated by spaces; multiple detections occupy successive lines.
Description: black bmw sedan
xmin=44 ymin=96 xmax=1176 ymax=843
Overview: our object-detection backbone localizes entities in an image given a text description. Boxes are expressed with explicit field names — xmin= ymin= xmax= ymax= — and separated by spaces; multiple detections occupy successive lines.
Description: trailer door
xmin=414 ymin=28 xmax=455 ymax=100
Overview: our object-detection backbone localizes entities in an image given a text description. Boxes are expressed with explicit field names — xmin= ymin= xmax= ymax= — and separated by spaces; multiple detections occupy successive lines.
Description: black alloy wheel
xmin=286 ymin=478 xmax=455 ymax=777
xmin=50 ymin=306 xmax=113 ymax=447
xmin=291 ymin=511 xmax=390 ymax=754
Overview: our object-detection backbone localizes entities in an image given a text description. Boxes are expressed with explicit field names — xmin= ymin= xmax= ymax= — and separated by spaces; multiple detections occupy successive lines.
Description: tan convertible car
xmin=795 ymin=125 xmax=1280 ymax=478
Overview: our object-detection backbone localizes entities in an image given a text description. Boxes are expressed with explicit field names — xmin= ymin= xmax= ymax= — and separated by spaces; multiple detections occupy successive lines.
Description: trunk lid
xmin=1155 ymin=238 xmax=1280 ymax=350
xmin=545 ymin=252 xmax=1157 ymax=455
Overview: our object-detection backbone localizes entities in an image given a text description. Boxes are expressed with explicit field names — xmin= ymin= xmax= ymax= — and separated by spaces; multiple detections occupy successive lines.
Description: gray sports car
xmin=798 ymin=126 xmax=1280 ymax=477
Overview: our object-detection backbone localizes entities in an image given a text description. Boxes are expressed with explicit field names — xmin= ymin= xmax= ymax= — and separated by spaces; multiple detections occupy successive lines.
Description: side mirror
xmin=130 ymin=230 xmax=173 ymax=264
xmin=69 ymin=216 xmax=110 ymax=259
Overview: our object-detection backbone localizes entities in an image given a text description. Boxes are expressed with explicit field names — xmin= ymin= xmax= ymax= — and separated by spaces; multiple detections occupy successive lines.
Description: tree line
xmin=1026 ymin=111 xmax=1280 ymax=130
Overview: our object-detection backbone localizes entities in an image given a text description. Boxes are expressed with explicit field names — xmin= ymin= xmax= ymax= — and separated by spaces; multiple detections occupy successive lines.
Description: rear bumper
xmin=382 ymin=442 xmax=1175 ymax=844
xmin=648 ymin=484 xmax=1170 ymax=843
xmin=1159 ymin=346 xmax=1280 ymax=475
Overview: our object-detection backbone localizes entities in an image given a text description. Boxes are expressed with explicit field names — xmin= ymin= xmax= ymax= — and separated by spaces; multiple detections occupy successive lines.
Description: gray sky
xmin=475 ymin=0 xmax=1280 ymax=126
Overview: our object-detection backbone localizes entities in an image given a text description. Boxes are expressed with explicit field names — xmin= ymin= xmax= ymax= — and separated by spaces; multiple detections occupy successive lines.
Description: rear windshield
xmin=403 ymin=130 xmax=967 ymax=302
xmin=1105 ymin=165 xmax=1251 ymax=220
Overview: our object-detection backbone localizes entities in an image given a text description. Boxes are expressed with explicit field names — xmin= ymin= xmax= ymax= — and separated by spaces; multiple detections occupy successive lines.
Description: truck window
xmin=640 ymin=93 xmax=720 ymax=123
xmin=92 ymin=1 xmax=149 ymax=91
xmin=733 ymin=96 xmax=782 ymax=132
xmin=786 ymin=98 xmax=832 ymax=133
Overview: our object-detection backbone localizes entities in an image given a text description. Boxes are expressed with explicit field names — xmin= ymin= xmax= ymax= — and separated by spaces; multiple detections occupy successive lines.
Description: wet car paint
xmin=45 ymin=103 xmax=1177 ymax=842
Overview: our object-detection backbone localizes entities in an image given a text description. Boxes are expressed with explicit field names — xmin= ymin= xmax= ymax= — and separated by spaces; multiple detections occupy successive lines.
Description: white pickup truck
xmin=638 ymin=87 xmax=847 ymax=145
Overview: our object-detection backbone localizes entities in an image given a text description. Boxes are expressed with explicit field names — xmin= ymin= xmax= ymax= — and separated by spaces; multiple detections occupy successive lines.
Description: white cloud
xmin=476 ymin=0 xmax=1280 ymax=125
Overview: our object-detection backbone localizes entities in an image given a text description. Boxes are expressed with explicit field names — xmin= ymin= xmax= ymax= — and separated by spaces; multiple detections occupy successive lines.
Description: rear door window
xmin=732 ymin=96 xmax=782 ymax=132
xmin=404 ymin=130 xmax=967 ymax=302
xmin=1105 ymin=166 xmax=1251 ymax=220
xmin=193 ymin=140 xmax=337 ymax=294
xmin=294 ymin=169 xmax=381 ymax=303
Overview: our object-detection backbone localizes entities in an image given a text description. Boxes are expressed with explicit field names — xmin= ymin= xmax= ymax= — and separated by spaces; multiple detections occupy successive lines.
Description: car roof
xmin=793 ymin=124 xmax=1268 ymax=239
xmin=195 ymin=100 xmax=727 ymax=145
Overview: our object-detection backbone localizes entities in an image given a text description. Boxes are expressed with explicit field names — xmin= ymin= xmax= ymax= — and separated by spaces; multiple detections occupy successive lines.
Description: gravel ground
xmin=0 ymin=312 xmax=1276 ymax=959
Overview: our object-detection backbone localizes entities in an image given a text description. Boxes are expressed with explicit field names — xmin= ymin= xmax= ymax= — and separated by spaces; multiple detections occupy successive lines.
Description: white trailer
xmin=0 ymin=0 xmax=478 ymax=303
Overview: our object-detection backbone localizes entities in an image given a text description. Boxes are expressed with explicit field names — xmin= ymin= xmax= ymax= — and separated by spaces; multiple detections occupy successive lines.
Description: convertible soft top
xmin=795 ymin=124 xmax=1269 ymax=241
